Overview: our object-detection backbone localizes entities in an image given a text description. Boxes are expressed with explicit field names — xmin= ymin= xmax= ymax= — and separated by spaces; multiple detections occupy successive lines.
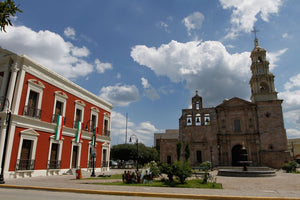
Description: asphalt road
xmin=0 ymin=188 xmax=186 ymax=200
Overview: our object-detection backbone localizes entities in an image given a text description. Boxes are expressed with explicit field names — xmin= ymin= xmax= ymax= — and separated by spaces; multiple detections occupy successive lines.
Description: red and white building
xmin=0 ymin=47 xmax=113 ymax=178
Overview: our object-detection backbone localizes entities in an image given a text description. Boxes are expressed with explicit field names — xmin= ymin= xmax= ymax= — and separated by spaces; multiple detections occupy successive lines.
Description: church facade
xmin=155 ymin=39 xmax=290 ymax=169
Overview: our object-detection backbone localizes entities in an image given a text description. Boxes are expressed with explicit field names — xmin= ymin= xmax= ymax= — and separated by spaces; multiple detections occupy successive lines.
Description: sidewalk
xmin=1 ymin=169 xmax=300 ymax=199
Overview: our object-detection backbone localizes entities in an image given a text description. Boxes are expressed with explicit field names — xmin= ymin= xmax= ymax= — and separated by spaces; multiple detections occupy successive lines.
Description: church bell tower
xmin=249 ymin=38 xmax=278 ymax=103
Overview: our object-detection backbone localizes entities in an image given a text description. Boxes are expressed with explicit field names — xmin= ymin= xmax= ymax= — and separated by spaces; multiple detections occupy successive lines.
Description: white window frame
xmin=74 ymin=100 xmax=85 ymax=124
xmin=16 ymin=129 xmax=39 ymax=170
xmin=90 ymin=107 xmax=99 ymax=130
xmin=103 ymin=113 xmax=110 ymax=135
xmin=25 ymin=79 xmax=45 ymax=110
xmin=87 ymin=142 xmax=97 ymax=168
xmin=47 ymin=135 xmax=63 ymax=169
xmin=52 ymin=91 xmax=68 ymax=118
xmin=69 ymin=139 xmax=82 ymax=169
xmin=101 ymin=142 xmax=110 ymax=168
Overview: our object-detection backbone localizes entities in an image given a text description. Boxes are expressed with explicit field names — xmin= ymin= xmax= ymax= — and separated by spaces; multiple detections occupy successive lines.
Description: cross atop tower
xmin=251 ymin=27 xmax=259 ymax=47
xmin=252 ymin=27 xmax=259 ymax=39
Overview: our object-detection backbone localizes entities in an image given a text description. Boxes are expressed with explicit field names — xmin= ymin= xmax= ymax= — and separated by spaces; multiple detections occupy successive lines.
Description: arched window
xmin=259 ymin=82 xmax=269 ymax=93
xmin=195 ymin=114 xmax=201 ymax=126
xmin=204 ymin=114 xmax=210 ymax=125
xmin=187 ymin=115 xmax=192 ymax=126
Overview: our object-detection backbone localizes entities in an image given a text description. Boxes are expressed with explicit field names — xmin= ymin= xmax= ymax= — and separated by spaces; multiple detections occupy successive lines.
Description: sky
xmin=1 ymin=0 xmax=300 ymax=147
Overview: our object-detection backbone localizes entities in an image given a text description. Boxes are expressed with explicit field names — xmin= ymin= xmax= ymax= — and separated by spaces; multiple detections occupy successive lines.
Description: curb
xmin=1 ymin=185 xmax=300 ymax=200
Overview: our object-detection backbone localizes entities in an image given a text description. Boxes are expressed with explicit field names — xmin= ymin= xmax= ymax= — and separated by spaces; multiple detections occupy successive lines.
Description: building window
xmin=234 ymin=119 xmax=241 ymax=132
xmin=73 ymin=100 xmax=85 ymax=128
xmin=52 ymin=91 xmax=68 ymax=124
xmin=47 ymin=136 xmax=63 ymax=169
xmin=196 ymin=151 xmax=202 ymax=163
xmin=87 ymin=107 xmax=99 ymax=132
xmin=167 ymin=156 xmax=172 ymax=165
xmin=16 ymin=129 xmax=39 ymax=171
xmin=204 ymin=114 xmax=210 ymax=125
xmin=87 ymin=143 xmax=95 ymax=168
xmin=187 ymin=115 xmax=192 ymax=126
xmin=70 ymin=140 xmax=82 ymax=169
xmin=23 ymin=79 xmax=44 ymax=119
xmin=196 ymin=102 xmax=200 ymax=110
xmin=195 ymin=114 xmax=201 ymax=126
xmin=103 ymin=113 xmax=110 ymax=136
xmin=102 ymin=149 xmax=108 ymax=167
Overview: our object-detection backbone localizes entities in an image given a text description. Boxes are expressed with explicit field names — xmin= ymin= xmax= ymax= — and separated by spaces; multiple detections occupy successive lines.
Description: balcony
xmin=47 ymin=160 xmax=61 ymax=169
xmin=103 ymin=130 xmax=110 ymax=137
xmin=15 ymin=159 xmax=35 ymax=170
xmin=23 ymin=106 xmax=41 ymax=119
xmin=52 ymin=114 xmax=66 ymax=125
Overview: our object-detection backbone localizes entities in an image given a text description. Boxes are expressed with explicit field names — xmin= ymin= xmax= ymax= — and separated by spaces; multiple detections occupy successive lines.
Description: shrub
xmin=148 ymin=161 xmax=160 ymax=177
xmin=199 ymin=161 xmax=212 ymax=171
xmin=282 ymin=161 xmax=298 ymax=173
xmin=172 ymin=161 xmax=192 ymax=184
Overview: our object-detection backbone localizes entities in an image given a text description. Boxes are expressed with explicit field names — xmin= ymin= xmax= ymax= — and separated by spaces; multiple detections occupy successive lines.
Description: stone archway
xmin=232 ymin=144 xmax=247 ymax=166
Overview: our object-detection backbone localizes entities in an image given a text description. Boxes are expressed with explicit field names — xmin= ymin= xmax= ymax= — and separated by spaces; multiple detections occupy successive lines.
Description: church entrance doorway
xmin=232 ymin=144 xmax=247 ymax=166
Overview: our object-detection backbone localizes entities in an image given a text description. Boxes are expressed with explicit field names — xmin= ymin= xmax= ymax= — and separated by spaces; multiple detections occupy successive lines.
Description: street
xmin=0 ymin=188 xmax=185 ymax=200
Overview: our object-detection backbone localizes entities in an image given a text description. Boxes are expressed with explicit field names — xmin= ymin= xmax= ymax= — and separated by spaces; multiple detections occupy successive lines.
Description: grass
xmin=90 ymin=179 xmax=222 ymax=189
xmin=81 ymin=174 xmax=123 ymax=180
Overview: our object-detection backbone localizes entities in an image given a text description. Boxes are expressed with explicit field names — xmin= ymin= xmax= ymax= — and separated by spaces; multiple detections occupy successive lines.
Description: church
xmin=154 ymin=38 xmax=290 ymax=169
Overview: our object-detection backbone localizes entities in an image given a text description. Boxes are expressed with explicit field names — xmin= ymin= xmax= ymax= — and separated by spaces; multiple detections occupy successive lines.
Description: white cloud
xmin=71 ymin=46 xmax=90 ymax=57
xmin=116 ymin=73 xmax=121 ymax=79
xmin=141 ymin=77 xmax=150 ymax=89
xmin=110 ymin=111 xmax=160 ymax=146
xmin=182 ymin=12 xmax=205 ymax=36
xmin=220 ymin=0 xmax=284 ymax=39
xmin=99 ymin=84 xmax=140 ymax=107
xmin=284 ymin=73 xmax=300 ymax=91
xmin=0 ymin=26 xmax=95 ymax=79
xmin=141 ymin=77 xmax=160 ymax=101
xmin=131 ymin=40 xmax=251 ymax=106
xmin=267 ymin=48 xmax=288 ymax=70
xmin=286 ymin=129 xmax=300 ymax=139
xmin=282 ymin=33 xmax=290 ymax=39
xmin=95 ymin=59 xmax=113 ymax=73
xmin=64 ymin=27 xmax=76 ymax=40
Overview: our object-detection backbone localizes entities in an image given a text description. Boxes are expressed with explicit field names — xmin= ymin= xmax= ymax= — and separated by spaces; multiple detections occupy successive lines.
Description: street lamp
xmin=129 ymin=134 xmax=139 ymax=172
xmin=91 ymin=126 xmax=96 ymax=177
xmin=0 ymin=97 xmax=11 ymax=184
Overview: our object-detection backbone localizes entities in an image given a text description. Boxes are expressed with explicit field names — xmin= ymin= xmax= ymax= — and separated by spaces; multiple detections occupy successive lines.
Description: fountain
xmin=217 ymin=142 xmax=276 ymax=177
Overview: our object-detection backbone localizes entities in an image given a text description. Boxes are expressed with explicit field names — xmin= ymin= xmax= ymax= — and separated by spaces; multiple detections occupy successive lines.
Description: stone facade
xmin=155 ymin=39 xmax=290 ymax=169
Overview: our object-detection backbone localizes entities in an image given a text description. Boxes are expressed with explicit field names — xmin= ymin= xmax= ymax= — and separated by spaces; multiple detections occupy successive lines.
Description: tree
xmin=184 ymin=143 xmax=190 ymax=161
xmin=176 ymin=142 xmax=181 ymax=161
xmin=0 ymin=0 xmax=22 ymax=32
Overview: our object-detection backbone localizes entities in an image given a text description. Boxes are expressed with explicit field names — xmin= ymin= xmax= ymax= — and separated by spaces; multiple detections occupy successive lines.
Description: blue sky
xmin=1 ymin=0 xmax=300 ymax=146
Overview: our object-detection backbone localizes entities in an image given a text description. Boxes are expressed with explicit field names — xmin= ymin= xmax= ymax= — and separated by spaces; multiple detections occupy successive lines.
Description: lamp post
xmin=129 ymin=134 xmax=139 ymax=172
xmin=0 ymin=97 xmax=11 ymax=184
xmin=90 ymin=126 xmax=96 ymax=177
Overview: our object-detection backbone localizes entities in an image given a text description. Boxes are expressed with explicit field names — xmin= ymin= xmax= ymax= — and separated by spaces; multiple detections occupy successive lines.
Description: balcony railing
xmin=15 ymin=159 xmax=35 ymax=170
xmin=23 ymin=106 xmax=41 ymax=119
xmin=73 ymin=120 xmax=81 ymax=129
xmin=102 ymin=161 xmax=109 ymax=167
xmin=87 ymin=160 xmax=94 ymax=168
xmin=47 ymin=160 xmax=61 ymax=169
xmin=52 ymin=114 xmax=66 ymax=125
xmin=103 ymin=130 xmax=110 ymax=137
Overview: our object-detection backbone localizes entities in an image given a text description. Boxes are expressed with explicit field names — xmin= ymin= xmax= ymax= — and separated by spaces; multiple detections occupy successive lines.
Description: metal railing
xmin=103 ymin=130 xmax=110 ymax=137
xmin=47 ymin=160 xmax=61 ymax=169
xmin=52 ymin=114 xmax=66 ymax=125
xmin=102 ymin=161 xmax=109 ymax=167
xmin=23 ymin=106 xmax=41 ymax=119
xmin=87 ymin=160 xmax=94 ymax=168
xmin=15 ymin=159 xmax=35 ymax=170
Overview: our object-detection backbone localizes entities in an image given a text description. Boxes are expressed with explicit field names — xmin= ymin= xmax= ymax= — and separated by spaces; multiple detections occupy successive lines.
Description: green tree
xmin=0 ymin=0 xmax=22 ymax=32
xmin=176 ymin=142 xmax=181 ymax=161
xmin=184 ymin=143 xmax=190 ymax=161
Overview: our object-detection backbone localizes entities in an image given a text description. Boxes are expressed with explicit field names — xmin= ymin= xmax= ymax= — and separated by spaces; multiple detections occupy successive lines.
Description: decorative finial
xmin=196 ymin=90 xmax=198 ymax=95
xmin=251 ymin=27 xmax=259 ymax=47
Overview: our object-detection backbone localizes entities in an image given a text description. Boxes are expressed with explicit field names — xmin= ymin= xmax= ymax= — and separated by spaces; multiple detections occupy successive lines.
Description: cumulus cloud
xmin=95 ymin=59 xmax=113 ymax=73
xmin=131 ymin=40 xmax=252 ymax=106
xmin=267 ymin=48 xmax=288 ymax=70
xmin=110 ymin=111 xmax=160 ymax=146
xmin=286 ymin=129 xmax=300 ymax=139
xmin=99 ymin=84 xmax=140 ymax=107
xmin=0 ymin=26 xmax=95 ymax=79
xmin=182 ymin=12 xmax=205 ymax=36
xmin=220 ymin=0 xmax=284 ymax=39
xmin=64 ymin=27 xmax=76 ymax=39
xmin=141 ymin=77 xmax=160 ymax=101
